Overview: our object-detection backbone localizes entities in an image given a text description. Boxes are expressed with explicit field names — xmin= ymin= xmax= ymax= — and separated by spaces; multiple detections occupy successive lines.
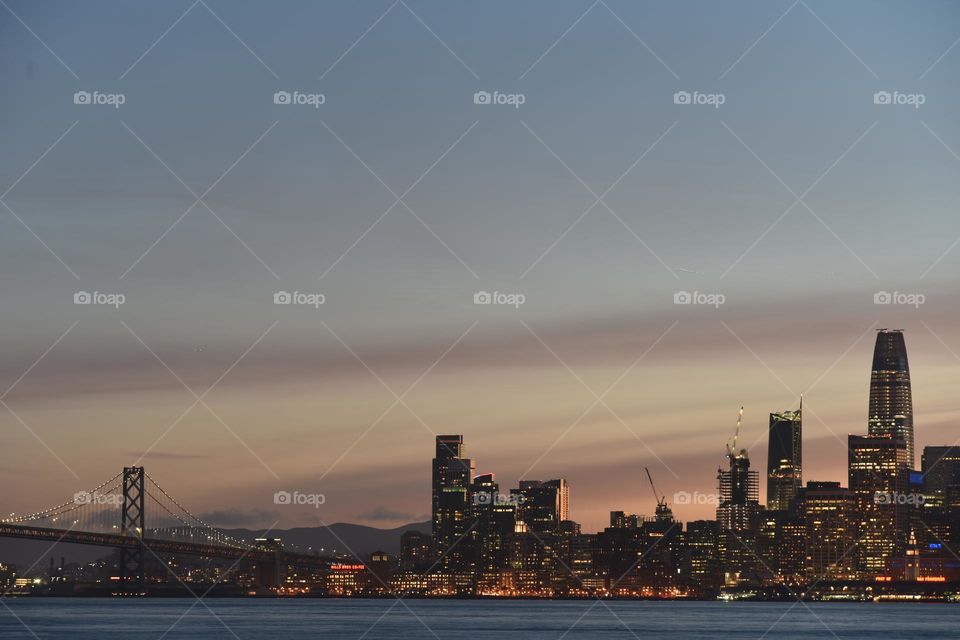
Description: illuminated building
xmin=757 ymin=510 xmax=805 ymax=584
xmin=399 ymin=530 xmax=433 ymax=572
xmin=922 ymin=446 xmax=960 ymax=496
xmin=552 ymin=521 xmax=593 ymax=590
xmin=326 ymin=563 xmax=367 ymax=595
xmin=512 ymin=479 xmax=569 ymax=533
xmin=432 ymin=435 xmax=475 ymax=571
xmin=610 ymin=511 xmax=637 ymax=529
xmin=593 ymin=524 xmax=640 ymax=585
xmin=469 ymin=473 xmax=516 ymax=573
xmin=766 ymin=404 xmax=802 ymax=511
xmin=0 ymin=563 xmax=15 ymax=591
xmin=803 ymin=481 xmax=857 ymax=580
xmin=848 ymin=434 xmax=910 ymax=577
xmin=868 ymin=329 xmax=915 ymax=466
xmin=507 ymin=530 xmax=556 ymax=592
xmin=717 ymin=428 xmax=762 ymax=585
xmin=680 ymin=520 xmax=720 ymax=589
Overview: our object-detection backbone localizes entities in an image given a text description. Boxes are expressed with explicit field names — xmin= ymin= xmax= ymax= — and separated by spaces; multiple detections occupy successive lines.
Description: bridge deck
xmin=0 ymin=523 xmax=331 ymax=568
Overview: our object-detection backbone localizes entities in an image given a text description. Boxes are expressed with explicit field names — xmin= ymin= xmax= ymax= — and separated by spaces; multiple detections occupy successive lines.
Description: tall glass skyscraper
xmin=431 ymin=435 xmax=474 ymax=571
xmin=766 ymin=402 xmax=802 ymax=511
xmin=868 ymin=329 xmax=915 ymax=466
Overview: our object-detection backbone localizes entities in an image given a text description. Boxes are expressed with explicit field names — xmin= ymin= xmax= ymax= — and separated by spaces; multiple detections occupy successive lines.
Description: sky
xmin=1 ymin=0 xmax=959 ymax=533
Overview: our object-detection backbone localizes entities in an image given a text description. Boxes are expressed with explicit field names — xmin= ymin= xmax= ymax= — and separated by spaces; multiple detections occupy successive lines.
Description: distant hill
xmin=0 ymin=521 xmax=431 ymax=569
xmin=223 ymin=521 xmax=431 ymax=558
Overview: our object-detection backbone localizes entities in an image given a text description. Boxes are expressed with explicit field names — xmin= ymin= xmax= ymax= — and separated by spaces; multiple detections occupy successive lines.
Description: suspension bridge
xmin=0 ymin=467 xmax=331 ymax=587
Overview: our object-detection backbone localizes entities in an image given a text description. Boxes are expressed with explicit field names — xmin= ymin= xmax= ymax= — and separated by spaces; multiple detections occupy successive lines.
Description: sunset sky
xmin=1 ymin=0 xmax=959 ymax=533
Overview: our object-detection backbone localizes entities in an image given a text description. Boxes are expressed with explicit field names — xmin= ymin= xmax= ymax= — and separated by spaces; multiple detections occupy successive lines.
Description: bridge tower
xmin=119 ymin=466 xmax=145 ymax=586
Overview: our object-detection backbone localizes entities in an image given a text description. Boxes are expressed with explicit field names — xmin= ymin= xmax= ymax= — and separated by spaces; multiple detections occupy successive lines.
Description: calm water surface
xmin=1 ymin=599 xmax=958 ymax=639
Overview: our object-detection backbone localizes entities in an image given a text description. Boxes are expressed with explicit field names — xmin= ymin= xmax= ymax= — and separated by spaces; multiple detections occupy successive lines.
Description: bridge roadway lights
xmin=119 ymin=466 xmax=145 ymax=587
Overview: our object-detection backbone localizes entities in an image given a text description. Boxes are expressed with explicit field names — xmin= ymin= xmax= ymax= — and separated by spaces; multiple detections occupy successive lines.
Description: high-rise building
xmin=431 ymin=435 xmax=475 ymax=570
xmin=399 ymin=530 xmax=433 ymax=572
xmin=922 ymin=446 xmax=960 ymax=496
xmin=802 ymin=481 xmax=857 ymax=580
xmin=757 ymin=509 xmax=805 ymax=584
xmin=848 ymin=434 xmax=910 ymax=576
xmin=868 ymin=329 xmax=915 ymax=466
xmin=469 ymin=473 xmax=516 ymax=573
xmin=717 ymin=426 xmax=762 ymax=585
xmin=680 ymin=520 xmax=720 ymax=588
xmin=512 ymin=479 xmax=569 ymax=533
xmin=766 ymin=403 xmax=802 ymax=511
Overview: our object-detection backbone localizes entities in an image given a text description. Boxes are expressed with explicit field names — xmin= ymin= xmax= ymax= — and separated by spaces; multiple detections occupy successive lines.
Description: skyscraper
xmin=802 ymin=481 xmax=857 ymax=580
xmin=921 ymin=446 xmax=960 ymax=496
xmin=512 ymin=479 xmax=569 ymax=533
xmin=468 ymin=473 xmax=516 ymax=573
xmin=868 ymin=329 xmax=915 ymax=466
xmin=431 ymin=435 xmax=474 ymax=571
xmin=848 ymin=434 xmax=910 ymax=576
xmin=717 ymin=409 xmax=762 ymax=585
xmin=766 ymin=402 xmax=802 ymax=511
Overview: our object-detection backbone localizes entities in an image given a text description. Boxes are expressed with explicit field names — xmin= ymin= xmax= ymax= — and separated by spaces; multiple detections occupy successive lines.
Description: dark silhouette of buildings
xmin=922 ymin=446 xmax=960 ymax=496
xmin=766 ymin=403 xmax=802 ymax=511
xmin=511 ymin=479 xmax=569 ymax=534
xmin=431 ymin=435 xmax=474 ymax=572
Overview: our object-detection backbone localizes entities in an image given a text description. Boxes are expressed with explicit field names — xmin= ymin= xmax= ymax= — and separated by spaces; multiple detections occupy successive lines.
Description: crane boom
xmin=727 ymin=406 xmax=744 ymax=458
xmin=644 ymin=467 xmax=663 ymax=505
xmin=645 ymin=466 xmax=674 ymax=523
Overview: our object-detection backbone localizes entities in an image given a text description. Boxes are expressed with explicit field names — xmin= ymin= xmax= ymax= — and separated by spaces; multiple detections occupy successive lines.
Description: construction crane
xmin=726 ymin=406 xmax=747 ymax=462
xmin=645 ymin=467 xmax=674 ymax=523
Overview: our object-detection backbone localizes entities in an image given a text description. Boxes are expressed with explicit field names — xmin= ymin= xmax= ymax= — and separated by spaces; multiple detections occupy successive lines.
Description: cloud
xmin=357 ymin=506 xmax=428 ymax=522
xmin=125 ymin=451 xmax=211 ymax=460
xmin=198 ymin=508 xmax=279 ymax=527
